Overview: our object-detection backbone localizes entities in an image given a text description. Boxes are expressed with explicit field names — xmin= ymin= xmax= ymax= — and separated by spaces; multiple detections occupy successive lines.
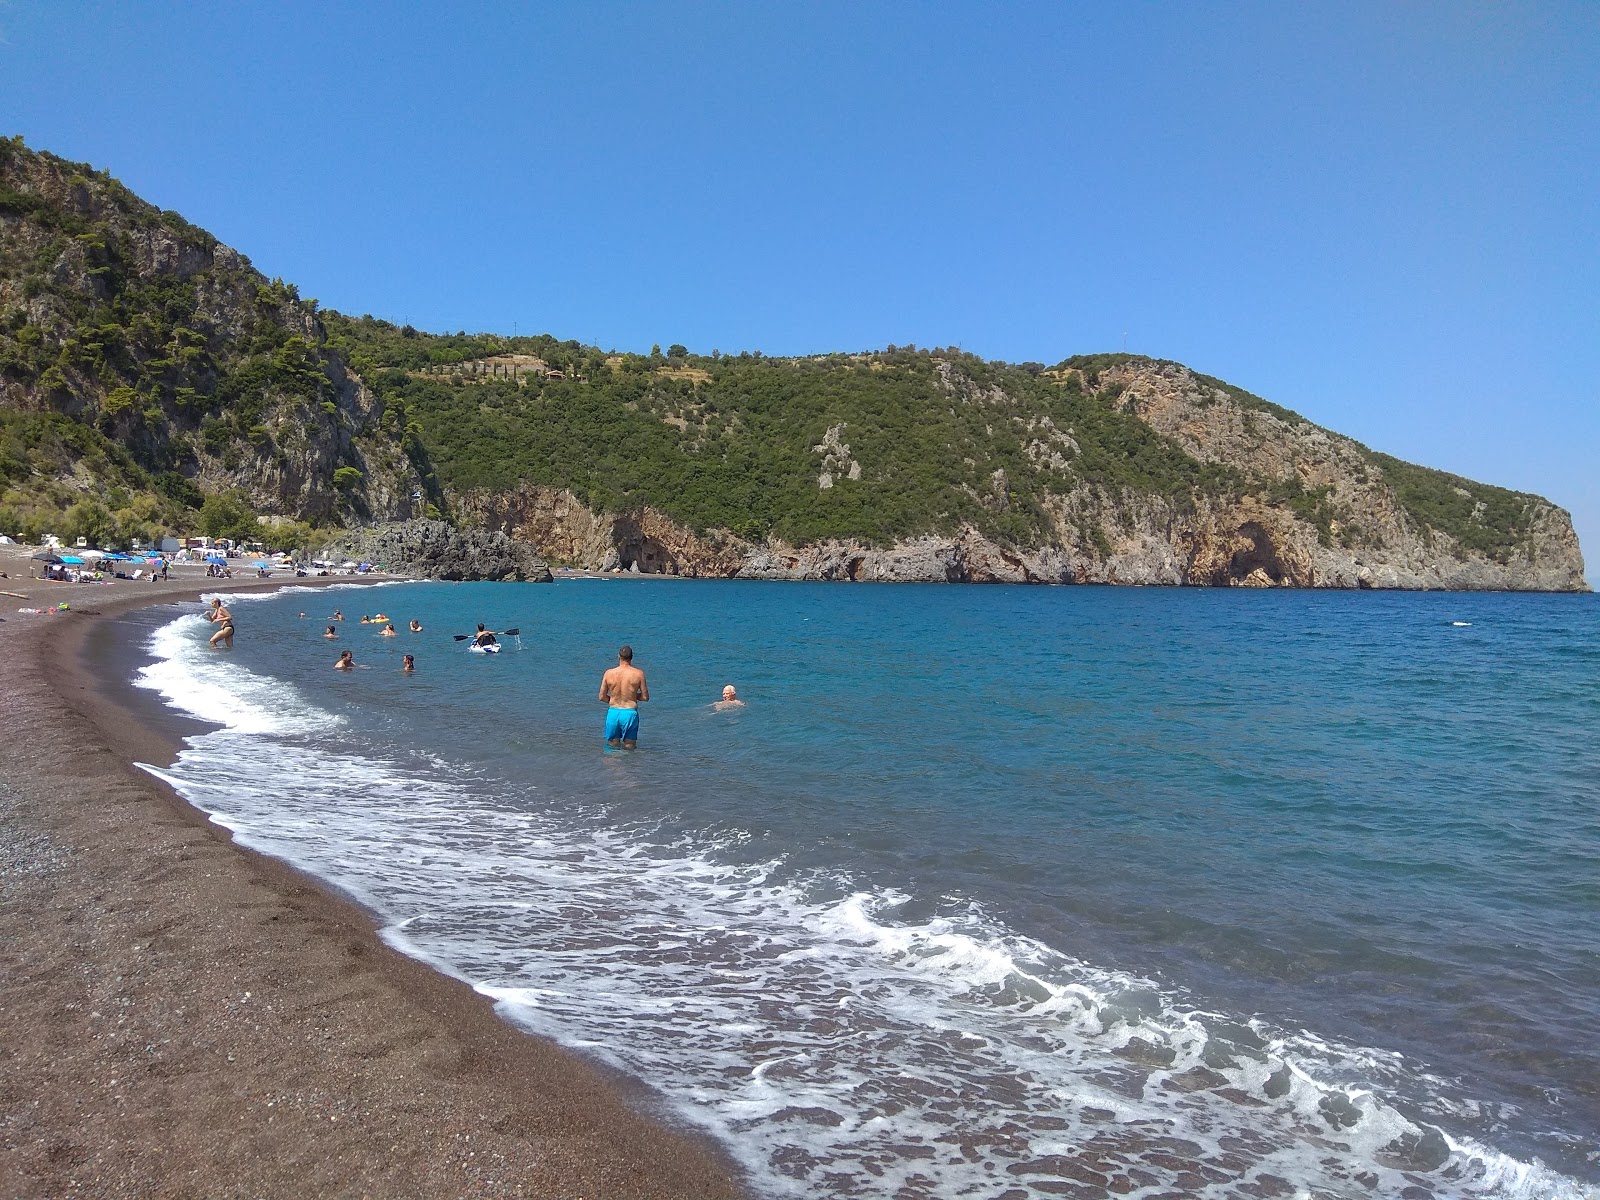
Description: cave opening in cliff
xmin=1227 ymin=522 xmax=1286 ymax=585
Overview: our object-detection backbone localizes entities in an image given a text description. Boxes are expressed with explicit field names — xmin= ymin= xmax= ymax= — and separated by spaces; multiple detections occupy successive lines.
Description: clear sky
xmin=4 ymin=1 xmax=1596 ymax=577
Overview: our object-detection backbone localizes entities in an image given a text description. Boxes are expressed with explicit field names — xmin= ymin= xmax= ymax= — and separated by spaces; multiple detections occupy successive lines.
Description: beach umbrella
xmin=253 ymin=561 xmax=273 ymax=569
xmin=206 ymin=554 xmax=226 ymax=565
xmin=59 ymin=555 xmax=85 ymax=565
xmin=32 ymin=551 xmax=61 ymax=563
xmin=79 ymin=549 xmax=107 ymax=560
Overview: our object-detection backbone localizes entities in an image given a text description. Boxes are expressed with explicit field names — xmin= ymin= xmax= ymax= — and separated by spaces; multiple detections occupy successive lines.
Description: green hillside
xmin=0 ymin=135 xmax=1568 ymax=578
xmin=325 ymin=316 xmax=1247 ymax=548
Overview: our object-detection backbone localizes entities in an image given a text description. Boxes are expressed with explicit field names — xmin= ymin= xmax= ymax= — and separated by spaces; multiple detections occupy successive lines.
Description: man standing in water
xmin=598 ymin=644 xmax=649 ymax=749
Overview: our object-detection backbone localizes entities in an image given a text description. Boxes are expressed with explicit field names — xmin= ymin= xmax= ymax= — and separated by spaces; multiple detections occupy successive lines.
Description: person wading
xmin=598 ymin=644 xmax=650 ymax=749
xmin=207 ymin=598 xmax=234 ymax=649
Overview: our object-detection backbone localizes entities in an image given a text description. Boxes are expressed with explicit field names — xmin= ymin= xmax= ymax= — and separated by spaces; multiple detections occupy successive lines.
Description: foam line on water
xmin=133 ymin=613 xmax=337 ymax=735
xmin=127 ymin=611 xmax=1597 ymax=1199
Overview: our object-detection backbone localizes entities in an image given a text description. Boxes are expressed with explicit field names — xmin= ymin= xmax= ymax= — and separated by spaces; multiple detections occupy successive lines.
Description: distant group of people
xmin=315 ymin=609 xmax=423 ymax=669
xmin=204 ymin=598 xmax=745 ymax=749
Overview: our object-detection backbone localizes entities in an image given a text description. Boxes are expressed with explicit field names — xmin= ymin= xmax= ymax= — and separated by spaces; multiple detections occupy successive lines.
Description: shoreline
xmin=0 ymin=563 xmax=746 ymax=1198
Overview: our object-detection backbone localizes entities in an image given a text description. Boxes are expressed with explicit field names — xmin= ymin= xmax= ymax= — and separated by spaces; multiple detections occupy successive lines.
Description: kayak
xmin=469 ymin=642 xmax=502 ymax=654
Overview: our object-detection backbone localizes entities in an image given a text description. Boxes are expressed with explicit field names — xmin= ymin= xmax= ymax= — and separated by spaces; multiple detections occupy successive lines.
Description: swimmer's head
xmin=618 ymin=645 xmax=633 ymax=662
xmin=722 ymin=685 xmax=737 ymax=700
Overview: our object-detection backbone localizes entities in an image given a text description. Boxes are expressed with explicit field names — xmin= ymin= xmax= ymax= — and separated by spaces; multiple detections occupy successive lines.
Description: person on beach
xmin=409 ymin=619 xmax=423 ymax=632
xmin=324 ymin=625 xmax=338 ymax=639
xmin=714 ymin=685 xmax=744 ymax=710
xmin=334 ymin=650 xmax=355 ymax=671
xmin=381 ymin=623 xmax=398 ymax=637
xmin=402 ymin=654 xmax=415 ymax=674
xmin=472 ymin=624 xmax=498 ymax=648
xmin=598 ymin=645 xmax=649 ymax=749
xmin=206 ymin=598 xmax=234 ymax=649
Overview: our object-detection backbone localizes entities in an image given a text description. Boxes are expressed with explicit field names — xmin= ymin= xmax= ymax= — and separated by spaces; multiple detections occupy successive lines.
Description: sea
xmin=112 ymin=578 xmax=1599 ymax=1199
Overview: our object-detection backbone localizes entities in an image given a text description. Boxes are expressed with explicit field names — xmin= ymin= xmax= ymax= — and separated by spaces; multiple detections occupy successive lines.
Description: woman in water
xmin=206 ymin=598 xmax=234 ymax=649
xmin=380 ymin=623 xmax=398 ymax=637
xmin=402 ymin=654 xmax=415 ymax=674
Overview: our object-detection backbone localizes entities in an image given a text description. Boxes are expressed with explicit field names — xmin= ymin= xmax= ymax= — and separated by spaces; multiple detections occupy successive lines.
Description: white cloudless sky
xmin=4 ymin=1 xmax=1596 ymax=578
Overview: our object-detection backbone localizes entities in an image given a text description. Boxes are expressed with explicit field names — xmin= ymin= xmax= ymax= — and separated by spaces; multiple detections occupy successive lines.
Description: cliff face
xmin=317 ymin=520 xmax=552 ymax=583
xmin=453 ymin=360 xmax=1587 ymax=590
xmin=0 ymin=139 xmax=430 ymax=532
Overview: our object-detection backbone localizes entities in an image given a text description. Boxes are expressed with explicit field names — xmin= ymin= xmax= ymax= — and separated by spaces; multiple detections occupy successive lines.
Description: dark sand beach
xmin=0 ymin=554 xmax=743 ymax=1199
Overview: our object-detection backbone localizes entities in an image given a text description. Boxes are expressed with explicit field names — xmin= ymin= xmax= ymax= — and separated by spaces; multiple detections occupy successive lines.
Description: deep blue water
xmin=129 ymin=579 xmax=1600 ymax=1198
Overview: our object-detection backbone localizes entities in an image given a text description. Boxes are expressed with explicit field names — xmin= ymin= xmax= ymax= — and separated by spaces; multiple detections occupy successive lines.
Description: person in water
xmin=380 ymin=623 xmax=397 ymax=637
xmin=472 ymin=624 xmax=498 ymax=648
xmin=598 ymin=644 xmax=649 ymax=749
xmin=402 ymin=654 xmax=415 ymax=674
xmin=206 ymin=598 xmax=234 ymax=649
xmin=409 ymin=619 xmax=423 ymax=632
xmin=331 ymin=609 xmax=344 ymax=621
xmin=334 ymin=650 xmax=355 ymax=671
xmin=324 ymin=625 xmax=338 ymax=639
xmin=714 ymin=684 xmax=745 ymax=710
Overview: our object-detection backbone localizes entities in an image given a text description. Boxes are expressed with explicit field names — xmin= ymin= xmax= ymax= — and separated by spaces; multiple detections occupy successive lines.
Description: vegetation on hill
xmin=0 ymin=136 xmax=1569 ymax=575
xmin=0 ymin=136 xmax=423 ymax=546
xmin=322 ymin=316 xmax=1252 ymax=547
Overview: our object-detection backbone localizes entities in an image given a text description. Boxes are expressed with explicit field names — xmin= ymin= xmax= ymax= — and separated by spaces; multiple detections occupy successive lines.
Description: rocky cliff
xmin=451 ymin=358 xmax=1587 ymax=590
xmin=0 ymin=138 xmax=434 ymax=540
xmin=317 ymin=520 xmax=552 ymax=582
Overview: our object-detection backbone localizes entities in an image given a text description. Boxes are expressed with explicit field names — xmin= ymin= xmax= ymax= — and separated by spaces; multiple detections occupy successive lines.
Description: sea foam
xmin=132 ymin=608 xmax=1599 ymax=1200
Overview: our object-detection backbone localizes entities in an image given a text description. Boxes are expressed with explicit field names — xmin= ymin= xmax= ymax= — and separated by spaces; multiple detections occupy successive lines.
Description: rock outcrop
xmin=318 ymin=520 xmax=552 ymax=582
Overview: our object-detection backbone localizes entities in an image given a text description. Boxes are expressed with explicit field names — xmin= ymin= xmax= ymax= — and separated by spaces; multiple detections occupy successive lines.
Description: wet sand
xmin=0 ymin=555 xmax=744 ymax=1199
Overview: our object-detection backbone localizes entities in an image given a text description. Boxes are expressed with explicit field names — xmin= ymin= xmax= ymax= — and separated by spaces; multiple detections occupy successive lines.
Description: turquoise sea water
xmin=127 ymin=580 xmax=1600 ymax=1198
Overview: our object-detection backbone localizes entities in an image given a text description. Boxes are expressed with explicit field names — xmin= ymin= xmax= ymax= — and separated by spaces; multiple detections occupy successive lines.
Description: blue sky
xmin=4 ymin=2 xmax=1596 ymax=577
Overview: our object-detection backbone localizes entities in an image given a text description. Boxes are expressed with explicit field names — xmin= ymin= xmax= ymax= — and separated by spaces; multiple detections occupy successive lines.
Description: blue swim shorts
xmin=605 ymin=707 xmax=640 ymax=743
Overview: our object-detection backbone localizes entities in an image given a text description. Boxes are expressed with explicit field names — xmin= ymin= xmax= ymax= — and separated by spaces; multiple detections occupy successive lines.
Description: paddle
xmin=453 ymin=627 xmax=520 ymax=641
